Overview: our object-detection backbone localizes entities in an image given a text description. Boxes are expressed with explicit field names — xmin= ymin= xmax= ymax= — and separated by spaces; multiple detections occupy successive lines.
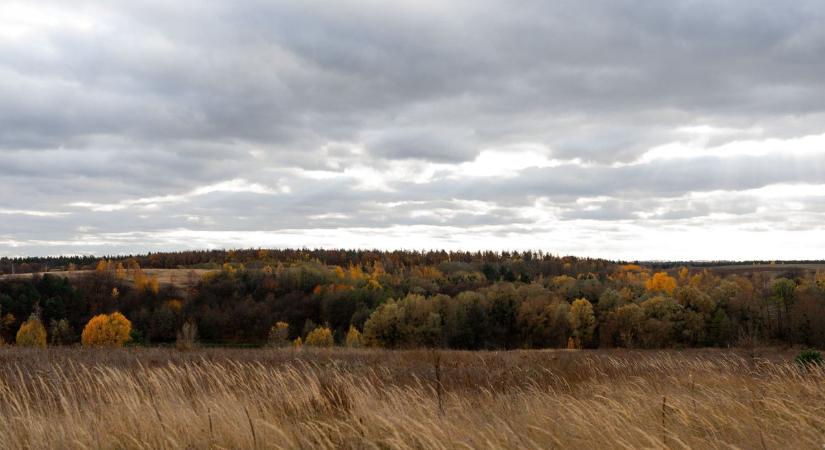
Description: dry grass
xmin=0 ymin=268 xmax=213 ymax=289
xmin=0 ymin=347 xmax=822 ymax=449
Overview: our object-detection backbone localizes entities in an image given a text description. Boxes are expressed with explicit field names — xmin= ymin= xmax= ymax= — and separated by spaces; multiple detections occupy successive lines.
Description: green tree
xmin=611 ymin=303 xmax=644 ymax=348
xmin=363 ymin=300 xmax=403 ymax=348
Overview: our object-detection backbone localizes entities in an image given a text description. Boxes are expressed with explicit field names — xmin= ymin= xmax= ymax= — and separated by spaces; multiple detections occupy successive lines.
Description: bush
xmin=268 ymin=321 xmax=290 ymax=347
xmin=16 ymin=315 xmax=47 ymax=347
xmin=305 ymin=326 xmax=334 ymax=347
xmin=795 ymin=349 xmax=823 ymax=368
xmin=49 ymin=319 xmax=75 ymax=345
xmin=81 ymin=312 xmax=132 ymax=347
xmin=176 ymin=321 xmax=199 ymax=351
xmin=345 ymin=325 xmax=362 ymax=348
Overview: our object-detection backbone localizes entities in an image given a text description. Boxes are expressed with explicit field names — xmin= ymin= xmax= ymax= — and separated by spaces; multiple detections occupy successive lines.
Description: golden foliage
xmin=16 ymin=315 xmax=46 ymax=347
xmin=95 ymin=259 xmax=109 ymax=273
xmin=413 ymin=266 xmax=444 ymax=280
xmin=81 ymin=312 xmax=132 ymax=347
xmin=348 ymin=264 xmax=366 ymax=280
xmin=133 ymin=270 xmax=148 ymax=292
xmin=165 ymin=299 xmax=183 ymax=312
xmin=568 ymin=298 xmax=596 ymax=347
xmin=678 ymin=266 xmax=690 ymax=284
xmin=115 ymin=263 xmax=126 ymax=280
xmin=646 ymin=272 xmax=677 ymax=294
xmin=268 ymin=322 xmax=290 ymax=347
xmin=305 ymin=327 xmax=334 ymax=347
xmin=345 ymin=325 xmax=362 ymax=348
xmin=147 ymin=276 xmax=159 ymax=295
xmin=293 ymin=336 xmax=302 ymax=349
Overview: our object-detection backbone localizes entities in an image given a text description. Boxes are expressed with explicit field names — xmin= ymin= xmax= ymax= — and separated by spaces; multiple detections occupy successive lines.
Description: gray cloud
xmin=2 ymin=0 xmax=825 ymax=258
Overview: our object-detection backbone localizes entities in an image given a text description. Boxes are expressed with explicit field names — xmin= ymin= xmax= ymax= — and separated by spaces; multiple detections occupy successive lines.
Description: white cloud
xmin=68 ymin=179 xmax=285 ymax=212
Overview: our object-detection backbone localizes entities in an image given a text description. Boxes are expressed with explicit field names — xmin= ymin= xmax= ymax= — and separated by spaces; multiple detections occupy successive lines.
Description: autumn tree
xmin=646 ymin=272 xmax=677 ymax=294
xmin=81 ymin=312 xmax=132 ymax=346
xmin=771 ymin=278 xmax=796 ymax=335
xmin=305 ymin=326 xmax=334 ymax=347
xmin=363 ymin=300 xmax=404 ymax=348
xmin=16 ymin=313 xmax=47 ymax=347
xmin=49 ymin=319 xmax=74 ymax=345
xmin=268 ymin=321 xmax=290 ymax=347
xmin=345 ymin=325 xmax=362 ymax=347
xmin=568 ymin=298 xmax=596 ymax=348
xmin=176 ymin=321 xmax=199 ymax=351
xmin=611 ymin=303 xmax=644 ymax=347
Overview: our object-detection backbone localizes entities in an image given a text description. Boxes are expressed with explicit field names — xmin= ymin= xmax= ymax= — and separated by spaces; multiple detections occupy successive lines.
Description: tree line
xmin=1 ymin=252 xmax=824 ymax=349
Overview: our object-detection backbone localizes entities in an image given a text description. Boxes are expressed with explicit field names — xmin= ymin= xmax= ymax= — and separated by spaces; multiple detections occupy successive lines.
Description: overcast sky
xmin=2 ymin=1 xmax=825 ymax=260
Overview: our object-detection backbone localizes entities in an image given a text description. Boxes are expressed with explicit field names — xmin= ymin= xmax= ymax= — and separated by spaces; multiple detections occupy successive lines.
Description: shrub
xmin=345 ymin=325 xmax=362 ymax=348
xmin=16 ymin=314 xmax=47 ymax=347
xmin=268 ymin=321 xmax=290 ymax=347
xmin=176 ymin=321 xmax=199 ymax=351
xmin=305 ymin=326 xmax=334 ymax=347
xmin=795 ymin=349 xmax=823 ymax=368
xmin=293 ymin=336 xmax=302 ymax=349
xmin=49 ymin=319 xmax=75 ymax=345
xmin=81 ymin=312 xmax=132 ymax=347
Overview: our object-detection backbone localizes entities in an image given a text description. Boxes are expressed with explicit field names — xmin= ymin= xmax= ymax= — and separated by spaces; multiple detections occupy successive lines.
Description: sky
xmin=2 ymin=0 xmax=825 ymax=260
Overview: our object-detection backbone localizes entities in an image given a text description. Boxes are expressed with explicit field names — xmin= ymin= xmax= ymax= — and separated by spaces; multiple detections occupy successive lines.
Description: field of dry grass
xmin=0 ymin=347 xmax=821 ymax=449
xmin=0 ymin=268 xmax=213 ymax=290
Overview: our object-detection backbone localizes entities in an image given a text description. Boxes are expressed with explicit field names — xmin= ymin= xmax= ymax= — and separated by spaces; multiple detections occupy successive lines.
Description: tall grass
xmin=0 ymin=347 xmax=822 ymax=449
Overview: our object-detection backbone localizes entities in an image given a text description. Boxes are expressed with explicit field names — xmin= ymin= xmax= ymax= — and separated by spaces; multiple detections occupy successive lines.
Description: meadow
xmin=0 ymin=346 xmax=822 ymax=449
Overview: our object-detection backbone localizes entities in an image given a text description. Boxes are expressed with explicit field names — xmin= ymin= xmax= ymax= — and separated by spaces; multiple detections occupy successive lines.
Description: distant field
xmin=0 ymin=347 xmax=821 ymax=449
xmin=699 ymin=263 xmax=825 ymax=273
xmin=0 ymin=268 xmax=215 ymax=290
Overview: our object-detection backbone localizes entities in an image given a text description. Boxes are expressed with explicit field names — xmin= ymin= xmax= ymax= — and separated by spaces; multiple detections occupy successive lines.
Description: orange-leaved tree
xmin=81 ymin=312 xmax=132 ymax=346
xmin=646 ymin=272 xmax=677 ymax=294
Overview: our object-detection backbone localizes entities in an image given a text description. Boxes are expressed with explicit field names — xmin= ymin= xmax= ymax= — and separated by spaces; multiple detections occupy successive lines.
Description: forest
xmin=1 ymin=249 xmax=823 ymax=349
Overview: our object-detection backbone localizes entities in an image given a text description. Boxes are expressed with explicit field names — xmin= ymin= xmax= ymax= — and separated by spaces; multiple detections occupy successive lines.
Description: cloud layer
xmin=2 ymin=0 xmax=825 ymax=259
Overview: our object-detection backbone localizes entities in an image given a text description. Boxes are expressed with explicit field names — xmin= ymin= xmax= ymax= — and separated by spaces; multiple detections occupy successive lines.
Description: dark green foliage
xmin=795 ymin=349 xmax=823 ymax=367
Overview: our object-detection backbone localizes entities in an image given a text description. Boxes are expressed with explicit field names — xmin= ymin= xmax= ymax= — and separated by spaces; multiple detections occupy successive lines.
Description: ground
xmin=0 ymin=346 xmax=821 ymax=449
xmin=0 ymin=268 xmax=213 ymax=290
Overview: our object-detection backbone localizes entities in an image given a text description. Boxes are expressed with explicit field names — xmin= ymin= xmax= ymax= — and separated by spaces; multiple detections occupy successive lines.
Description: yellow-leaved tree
xmin=345 ymin=325 xmax=362 ymax=348
xmin=305 ymin=326 xmax=334 ymax=347
xmin=16 ymin=314 xmax=47 ymax=347
xmin=568 ymin=298 xmax=596 ymax=349
xmin=81 ymin=312 xmax=132 ymax=347
xmin=646 ymin=272 xmax=677 ymax=294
